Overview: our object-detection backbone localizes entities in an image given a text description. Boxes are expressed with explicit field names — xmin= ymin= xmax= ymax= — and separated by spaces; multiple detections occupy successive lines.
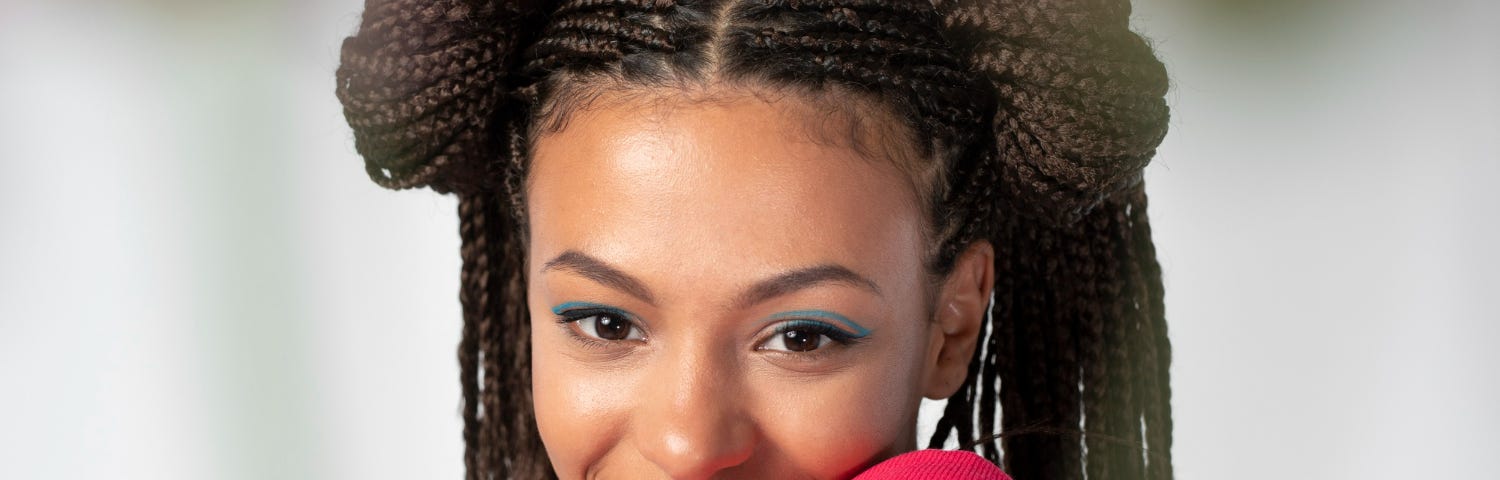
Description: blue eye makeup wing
xmin=766 ymin=310 xmax=871 ymax=337
xmin=551 ymin=301 xmax=630 ymax=316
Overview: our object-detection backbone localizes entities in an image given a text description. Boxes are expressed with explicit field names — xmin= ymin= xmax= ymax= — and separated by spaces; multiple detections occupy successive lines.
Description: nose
xmin=633 ymin=347 xmax=756 ymax=480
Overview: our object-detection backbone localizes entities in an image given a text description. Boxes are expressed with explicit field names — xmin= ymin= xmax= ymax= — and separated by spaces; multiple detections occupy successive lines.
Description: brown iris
xmin=592 ymin=313 xmax=633 ymax=341
xmin=780 ymin=329 xmax=822 ymax=352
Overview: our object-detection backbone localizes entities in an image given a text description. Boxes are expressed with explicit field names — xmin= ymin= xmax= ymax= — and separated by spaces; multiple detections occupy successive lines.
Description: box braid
xmin=336 ymin=0 xmax=1172 ymax=478
xmin=338 ymin=1 xmax=555 ymax=477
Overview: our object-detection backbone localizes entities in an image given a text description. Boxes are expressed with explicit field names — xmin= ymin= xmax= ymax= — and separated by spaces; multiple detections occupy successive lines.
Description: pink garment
xmin=853 ymin=449 xmax=1012 ymax=480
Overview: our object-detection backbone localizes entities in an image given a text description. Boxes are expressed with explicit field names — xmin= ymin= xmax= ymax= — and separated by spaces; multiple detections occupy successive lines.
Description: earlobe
xmin=922 ymin=240 xmax=996 ymax=400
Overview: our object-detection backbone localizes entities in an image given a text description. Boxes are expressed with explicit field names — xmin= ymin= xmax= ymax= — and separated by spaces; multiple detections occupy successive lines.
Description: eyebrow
xmin=541 ymin=250 xmax=657 ymax=305
xmin=539 ymin=250 xmax=883 ymax=309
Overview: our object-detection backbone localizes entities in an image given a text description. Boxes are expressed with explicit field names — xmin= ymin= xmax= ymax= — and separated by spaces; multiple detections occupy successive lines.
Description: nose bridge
xmin=634 ymin=331 xmax=755 ymax=479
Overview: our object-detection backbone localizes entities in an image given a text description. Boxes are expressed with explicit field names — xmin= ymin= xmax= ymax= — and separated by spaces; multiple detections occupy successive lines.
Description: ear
xmin=922 ymin=240 xmax=995 ymax=400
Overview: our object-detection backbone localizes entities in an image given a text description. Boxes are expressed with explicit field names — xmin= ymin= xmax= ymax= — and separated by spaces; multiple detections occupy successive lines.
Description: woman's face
xmin=525 ymin=88 xmax=991 ymax=480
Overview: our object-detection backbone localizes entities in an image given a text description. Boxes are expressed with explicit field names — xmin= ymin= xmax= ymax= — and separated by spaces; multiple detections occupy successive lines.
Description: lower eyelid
xmin=557 ymin=321 xmax=604 ymax=348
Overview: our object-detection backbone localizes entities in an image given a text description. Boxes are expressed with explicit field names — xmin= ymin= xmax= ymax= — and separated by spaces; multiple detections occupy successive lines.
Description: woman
xmin=335 ymin=0 xmax=1173 ymax=478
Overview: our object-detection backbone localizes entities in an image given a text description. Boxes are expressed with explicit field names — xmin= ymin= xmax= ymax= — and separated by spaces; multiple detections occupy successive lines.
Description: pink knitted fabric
xmin=853 ymin=449 xmax=1012 ymax=480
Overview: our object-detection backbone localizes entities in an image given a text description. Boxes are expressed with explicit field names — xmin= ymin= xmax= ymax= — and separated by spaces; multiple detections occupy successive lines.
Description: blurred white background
xmin=1 ymin=0 xmax=1495 ymax=478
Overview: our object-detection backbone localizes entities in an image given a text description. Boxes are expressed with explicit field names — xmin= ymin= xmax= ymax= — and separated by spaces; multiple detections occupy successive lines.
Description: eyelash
xmin=768 ymin=319 xmax=865 ymax=347
xmin=554 ymin=307 xmax=645 ymax=348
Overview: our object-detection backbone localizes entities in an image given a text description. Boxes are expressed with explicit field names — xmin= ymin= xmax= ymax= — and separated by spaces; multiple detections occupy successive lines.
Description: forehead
xmin=525 ymin=89 xmax=927 ymax=303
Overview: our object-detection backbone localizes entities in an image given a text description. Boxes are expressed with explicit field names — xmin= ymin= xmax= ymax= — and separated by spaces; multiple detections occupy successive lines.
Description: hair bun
xmin=336 ymin=0 xmax=522 ymax=193
xmin=936 ymin=0 xmax=1170 ymax=224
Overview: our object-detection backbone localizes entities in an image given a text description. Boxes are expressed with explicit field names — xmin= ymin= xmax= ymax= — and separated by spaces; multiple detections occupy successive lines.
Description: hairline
xmin=521 ymin=74 xmax=951 ymax=288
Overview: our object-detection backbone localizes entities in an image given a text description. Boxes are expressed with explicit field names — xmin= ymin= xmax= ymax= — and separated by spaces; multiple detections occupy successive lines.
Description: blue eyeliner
xmin=765 ymin=310 xmax=872 ymax=337
xmin=551 ymin=301 xmax=633 ymax=317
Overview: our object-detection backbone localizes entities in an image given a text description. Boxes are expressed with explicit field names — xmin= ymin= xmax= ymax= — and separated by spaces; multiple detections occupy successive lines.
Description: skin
xmin=525 ymin=85 xmax=996 ymax=480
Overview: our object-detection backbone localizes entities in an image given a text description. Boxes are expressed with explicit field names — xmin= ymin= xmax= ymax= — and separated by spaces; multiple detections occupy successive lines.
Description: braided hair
xmin=336 ymin=0 xmax=1173 ymax=478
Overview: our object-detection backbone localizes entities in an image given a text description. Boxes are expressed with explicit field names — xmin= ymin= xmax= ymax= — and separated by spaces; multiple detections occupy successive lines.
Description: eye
xmin=553 ymin=303 xmax=646 ymax=342
xmin=758 ymin=320 xmax=861 ymax=353
xmin=569 ymin=311 xmax=644 ymax=341
xmin=763 ymin=327 xmax=826 ymax=352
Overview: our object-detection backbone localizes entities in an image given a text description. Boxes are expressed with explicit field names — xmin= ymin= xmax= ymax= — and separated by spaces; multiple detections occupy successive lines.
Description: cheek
xmin=531 ymin=327 xmax=638 ymax=477
xmin=749 ymin=339 xmax=929 ymax=476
